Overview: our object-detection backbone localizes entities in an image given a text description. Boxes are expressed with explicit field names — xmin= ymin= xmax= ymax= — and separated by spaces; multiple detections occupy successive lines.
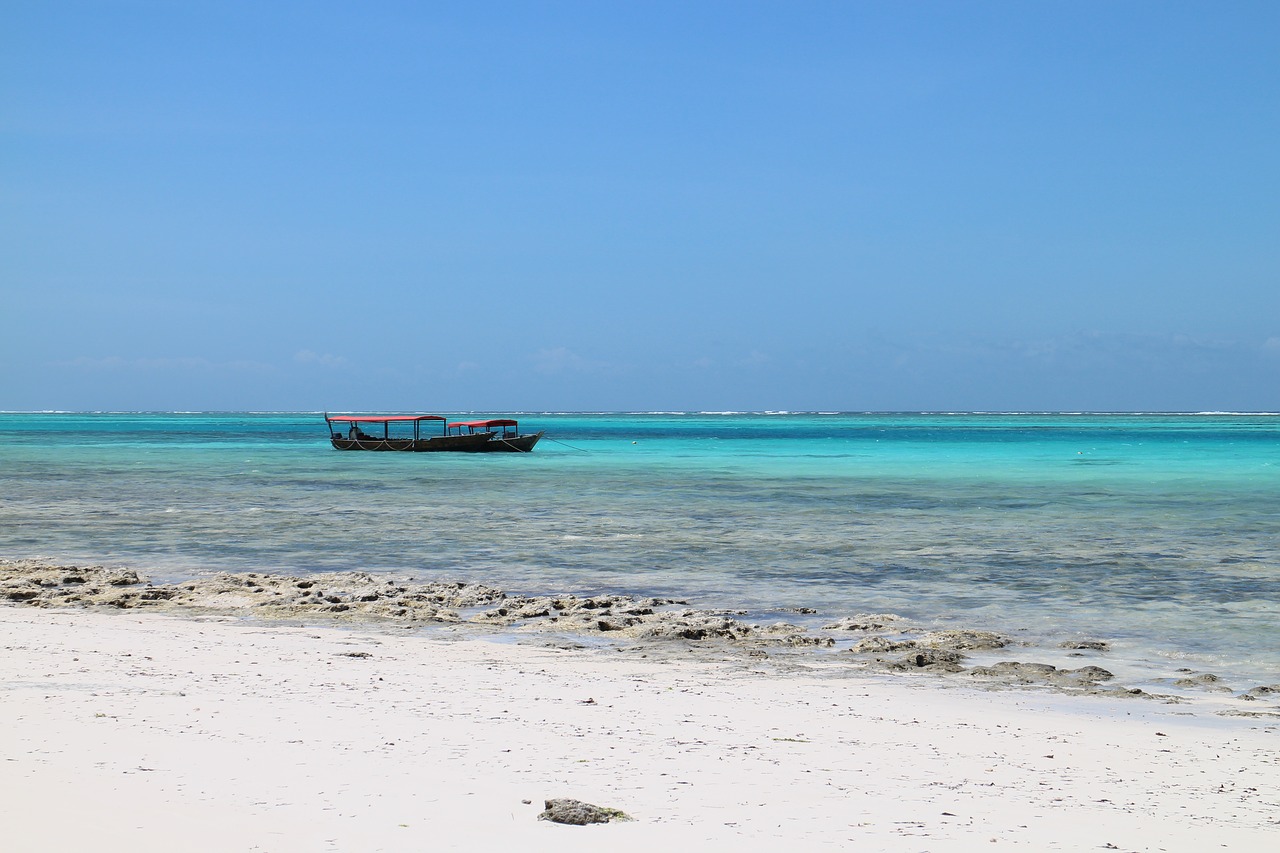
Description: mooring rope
xmin=544 ymin=436 xmax=591 ymax=453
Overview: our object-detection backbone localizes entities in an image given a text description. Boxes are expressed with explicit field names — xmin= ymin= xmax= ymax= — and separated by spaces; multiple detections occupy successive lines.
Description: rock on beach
xmin=537 ymin=798 xmax=632 ymax=825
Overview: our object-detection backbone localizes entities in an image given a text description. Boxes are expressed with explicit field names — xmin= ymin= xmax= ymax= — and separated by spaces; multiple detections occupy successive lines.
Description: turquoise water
xmin=2 ymin=412 xmax=1278 ymax=687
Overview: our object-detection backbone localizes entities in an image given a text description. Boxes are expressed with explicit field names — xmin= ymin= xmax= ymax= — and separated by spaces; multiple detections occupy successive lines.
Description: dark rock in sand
xmin=1059 ymin=639 xmax=1110 ymax=651
xmin=1065 ymin=665 xmax=1115 ymax=683
xmin=1242 ymin=684 xmax=1280 ymax=698
xmin=967 ymin=661 xmax=1115 ymax=688
xmin=870 ymin=648 xmax=967 ymax=674
xmin=1172 ymin=673 xmax=1232 ymax=693
xmin=537 ymin=798 xmax=631 ymax=825
xmin=970 ymin=661 xmax=1057 ymax=680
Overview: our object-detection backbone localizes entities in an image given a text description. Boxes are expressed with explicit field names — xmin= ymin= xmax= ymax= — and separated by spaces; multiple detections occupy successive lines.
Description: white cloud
xmin=294 ymin=350 xmax=348 ymax=367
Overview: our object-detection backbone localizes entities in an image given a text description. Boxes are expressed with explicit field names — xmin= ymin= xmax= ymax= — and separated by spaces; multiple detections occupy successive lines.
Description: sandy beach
xmin=3 ymin=569 xmax=1278 ymax=852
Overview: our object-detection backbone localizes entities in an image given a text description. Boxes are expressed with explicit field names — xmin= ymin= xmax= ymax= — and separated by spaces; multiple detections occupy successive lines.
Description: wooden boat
xmin=324 ymin=414 xmax=492 ymax=452
xmin=446 ymin=418 xmax=544 ymax=452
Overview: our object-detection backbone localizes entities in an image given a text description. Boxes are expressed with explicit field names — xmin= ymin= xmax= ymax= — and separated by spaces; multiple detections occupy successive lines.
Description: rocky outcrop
xmin=0 ymin=560 xmax=502 ymax=624
xmin=474 ymin=591 xmax=834 ymax=647
xmin=0 ymin=560 xmax=834 ymax=649
xmin=3 ymin=559 xmax=1190 ymax=700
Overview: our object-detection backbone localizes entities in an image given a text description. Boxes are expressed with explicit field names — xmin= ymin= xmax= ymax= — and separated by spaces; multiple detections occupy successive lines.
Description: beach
xmin=3 ymin=413 xmax=1279 ymax=850
xmin=3 ymin=566 xmax=1278 ymax=852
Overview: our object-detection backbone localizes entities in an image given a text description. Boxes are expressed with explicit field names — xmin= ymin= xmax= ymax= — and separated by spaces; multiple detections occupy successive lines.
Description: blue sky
xmin=3 ymin=1 xmax=1278 ymax=411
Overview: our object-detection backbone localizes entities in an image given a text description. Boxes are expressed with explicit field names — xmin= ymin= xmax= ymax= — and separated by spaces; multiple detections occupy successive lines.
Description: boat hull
xmin=330 ymin=433 xmax=492 ymax=452
xmin=479 ymin=431 xmax=544 ymax=452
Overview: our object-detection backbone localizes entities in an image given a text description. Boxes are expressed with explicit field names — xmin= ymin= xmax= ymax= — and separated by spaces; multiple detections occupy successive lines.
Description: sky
xmin=3 ymin=1 xmax=1278 ymax=412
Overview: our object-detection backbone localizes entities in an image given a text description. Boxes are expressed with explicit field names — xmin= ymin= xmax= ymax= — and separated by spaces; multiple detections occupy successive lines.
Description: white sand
xmin=2 ymin=606 xmax=1277 ymax=852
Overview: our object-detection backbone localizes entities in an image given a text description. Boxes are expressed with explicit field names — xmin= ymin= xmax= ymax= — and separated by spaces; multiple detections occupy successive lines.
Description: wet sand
xmin=2 ymin=560 xmax=1279 ymax=851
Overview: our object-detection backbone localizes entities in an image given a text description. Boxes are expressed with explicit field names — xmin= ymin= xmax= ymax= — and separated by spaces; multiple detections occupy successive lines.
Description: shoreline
xmin=3 ymin=600 xmax=1279 ymax=851
xmin=4 ymin=558 xmax=1280 ymax=713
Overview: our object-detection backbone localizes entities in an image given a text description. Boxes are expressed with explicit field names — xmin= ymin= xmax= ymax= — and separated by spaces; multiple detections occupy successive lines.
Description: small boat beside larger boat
xmin=324 ymin=413 xmax=543 ymax=452
xmin=447 ymin=418 xmax=544 ymax=452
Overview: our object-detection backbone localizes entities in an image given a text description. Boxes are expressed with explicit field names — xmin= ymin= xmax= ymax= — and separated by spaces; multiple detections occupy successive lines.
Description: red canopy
xmin=328 ymin=415 xmax=445 ymax=423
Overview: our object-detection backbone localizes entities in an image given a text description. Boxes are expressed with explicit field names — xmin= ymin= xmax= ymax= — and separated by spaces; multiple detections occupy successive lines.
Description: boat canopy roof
xmin=328 ymin=414 xmax=446 ymax=423
xmin=448 ymin=418 xmax=518 ymax=429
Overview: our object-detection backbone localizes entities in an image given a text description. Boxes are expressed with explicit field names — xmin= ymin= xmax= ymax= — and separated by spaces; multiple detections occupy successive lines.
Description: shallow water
xmin=2 ymin=411 xmax=1278 ymax=688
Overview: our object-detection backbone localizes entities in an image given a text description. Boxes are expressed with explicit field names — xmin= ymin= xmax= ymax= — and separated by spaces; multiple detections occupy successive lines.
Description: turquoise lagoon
xmin=2 ymin=412 xmax=1278 ymax=689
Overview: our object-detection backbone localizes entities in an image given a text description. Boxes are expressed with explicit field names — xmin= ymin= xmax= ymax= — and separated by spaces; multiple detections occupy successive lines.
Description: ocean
xmin=2 ymin=411 xmax=1277 ymax=690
